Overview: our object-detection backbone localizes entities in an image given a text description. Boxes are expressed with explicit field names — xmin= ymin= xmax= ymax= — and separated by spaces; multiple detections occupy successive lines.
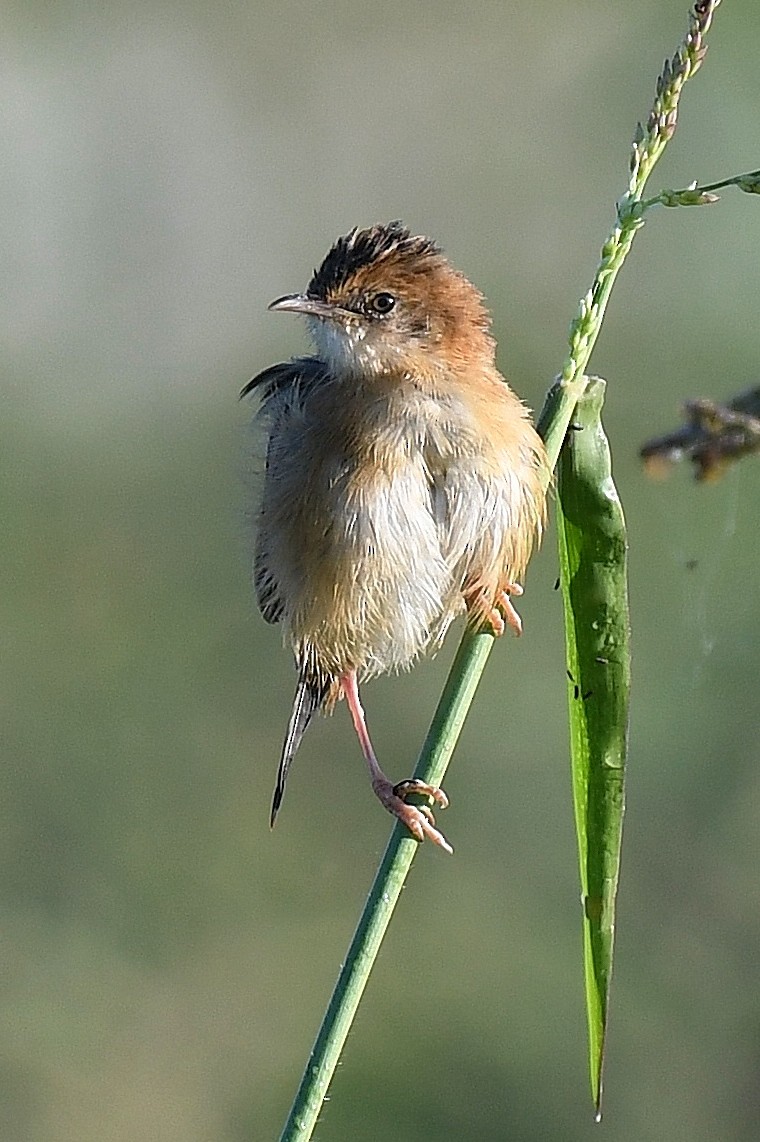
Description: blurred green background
xmin=4 ymin=1 xmax=760 ymax=1139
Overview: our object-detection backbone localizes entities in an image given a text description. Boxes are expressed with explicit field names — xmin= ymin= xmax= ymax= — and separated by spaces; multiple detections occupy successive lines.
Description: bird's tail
xmin=270 ymin=672 xmax=329 ymax=828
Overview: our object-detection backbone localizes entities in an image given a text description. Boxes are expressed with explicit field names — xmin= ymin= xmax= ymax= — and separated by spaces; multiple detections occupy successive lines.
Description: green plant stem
xmin=639 ymin=165 xmax=760 ymax=209
xmin=279 ymin=4 xmax=722 ymax=1137
xmin=279 ymin=629 xmax=493 ymax=1141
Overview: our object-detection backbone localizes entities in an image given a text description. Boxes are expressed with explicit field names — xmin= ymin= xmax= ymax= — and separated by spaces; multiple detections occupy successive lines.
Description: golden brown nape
xmin=245 ymin=222 xmax=549 ymax=854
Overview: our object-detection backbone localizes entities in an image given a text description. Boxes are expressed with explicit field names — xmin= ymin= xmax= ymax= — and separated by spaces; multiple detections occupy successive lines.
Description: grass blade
xmin=556 ymin=378 xmax=630 ymax=1118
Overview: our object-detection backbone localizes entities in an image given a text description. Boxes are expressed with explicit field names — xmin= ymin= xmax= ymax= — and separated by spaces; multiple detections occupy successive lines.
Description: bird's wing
xmin=239 ymin=355 xmax=324 ymax=401
xmin=242 ymin=357 xmax=327 ymax=625
xmin=242 ymin=359 xmax=334 ymax=818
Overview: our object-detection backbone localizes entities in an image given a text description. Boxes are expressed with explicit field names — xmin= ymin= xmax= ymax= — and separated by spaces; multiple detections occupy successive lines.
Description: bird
xmin=242 ymin=222 xmax=549 ymax=853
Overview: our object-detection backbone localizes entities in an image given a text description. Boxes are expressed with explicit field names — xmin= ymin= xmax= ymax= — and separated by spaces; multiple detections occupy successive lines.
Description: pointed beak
xmin=268 ymin=294 xmax=346 ymax=321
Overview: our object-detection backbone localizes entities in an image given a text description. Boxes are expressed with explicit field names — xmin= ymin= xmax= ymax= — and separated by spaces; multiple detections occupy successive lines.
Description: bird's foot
xmin=468 ymin=582 xmax=523 ymax=637
xmin=488 ymin=583 xmax=523 ymax=637
xmin=372 ymin=777 xmax=453 ymax=854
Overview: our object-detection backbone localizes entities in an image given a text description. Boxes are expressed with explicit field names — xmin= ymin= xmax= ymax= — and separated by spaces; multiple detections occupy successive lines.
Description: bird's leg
xmin=465 ymin=581 xmax=524 ymax=637
xmin=340 ymin=671 xmax=453 ymax=854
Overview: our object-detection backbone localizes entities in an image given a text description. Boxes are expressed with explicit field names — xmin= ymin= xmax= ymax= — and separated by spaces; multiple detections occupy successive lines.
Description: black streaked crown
xmin=307 ymin=222 xmax=441 ymax=300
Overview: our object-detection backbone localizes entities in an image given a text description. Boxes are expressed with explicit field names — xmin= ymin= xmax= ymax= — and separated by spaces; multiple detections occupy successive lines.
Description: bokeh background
xmin=4 ymin=1 xmax=760 ymax=1139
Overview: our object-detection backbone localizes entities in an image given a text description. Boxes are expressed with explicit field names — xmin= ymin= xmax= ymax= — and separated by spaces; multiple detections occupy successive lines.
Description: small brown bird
xmin=243 ymin=222 xmax=548 ymax=852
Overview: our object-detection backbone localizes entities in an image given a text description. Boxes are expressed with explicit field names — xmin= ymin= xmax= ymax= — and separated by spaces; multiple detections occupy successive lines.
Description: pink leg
xmin=341 ymin=671 xmax=453 ymax=854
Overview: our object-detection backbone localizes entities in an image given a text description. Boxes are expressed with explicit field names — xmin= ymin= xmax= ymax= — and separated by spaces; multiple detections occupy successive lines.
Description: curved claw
xmin=373 ymin=778 xmax=453 ymax=854
xmin=493 ymin=585 xmax=523 ymax=637
xmin=416 ymin=804 xmax=435 ymax=825
xmin=466 ymin=581 xmax=524 ymax=637
xmin=392 ymin=778 xmax=449 ymax=810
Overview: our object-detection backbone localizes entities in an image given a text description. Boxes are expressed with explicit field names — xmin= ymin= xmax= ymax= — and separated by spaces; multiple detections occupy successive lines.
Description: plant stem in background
xmin=640 ymin=386 xmax=760 ymax=481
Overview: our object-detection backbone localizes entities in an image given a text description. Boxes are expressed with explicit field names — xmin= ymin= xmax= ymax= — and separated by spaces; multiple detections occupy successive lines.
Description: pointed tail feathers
xmin=270 ymin=674 xmax=329 ymax=827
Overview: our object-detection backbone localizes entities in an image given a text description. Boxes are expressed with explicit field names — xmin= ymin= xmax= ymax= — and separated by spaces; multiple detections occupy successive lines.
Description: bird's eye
xmin=369 ymin=292 xmax=396 ymax=315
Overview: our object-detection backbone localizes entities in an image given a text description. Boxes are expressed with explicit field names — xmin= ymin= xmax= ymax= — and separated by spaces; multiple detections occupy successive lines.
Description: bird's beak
xmin=268 ymin=294 xmax=346 ymax=321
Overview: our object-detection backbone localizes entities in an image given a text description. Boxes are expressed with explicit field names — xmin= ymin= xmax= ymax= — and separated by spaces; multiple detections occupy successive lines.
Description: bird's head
xmin=268 ymin=222 xmax=495 ymax=379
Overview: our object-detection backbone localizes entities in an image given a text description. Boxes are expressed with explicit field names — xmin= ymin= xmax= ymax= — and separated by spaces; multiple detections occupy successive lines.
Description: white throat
xmin=308 ymin=316 xmax=391 ymax=377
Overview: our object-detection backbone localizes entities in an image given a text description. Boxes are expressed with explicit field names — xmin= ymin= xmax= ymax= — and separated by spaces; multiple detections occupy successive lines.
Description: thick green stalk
xmin=556 ymin=379 xmax=630 ymax=1118
xmin=279 ymin=630 xmax=493 ymax=1141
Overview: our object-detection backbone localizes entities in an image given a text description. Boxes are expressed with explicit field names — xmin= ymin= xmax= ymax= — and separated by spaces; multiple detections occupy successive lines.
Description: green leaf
xmin=555 ymin=378 xmax=630 ymax=1118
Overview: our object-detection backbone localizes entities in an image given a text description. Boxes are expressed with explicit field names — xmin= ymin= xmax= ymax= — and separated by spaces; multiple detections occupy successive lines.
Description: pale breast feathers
xmin=245 ymin=362 xmax=545 ymax=674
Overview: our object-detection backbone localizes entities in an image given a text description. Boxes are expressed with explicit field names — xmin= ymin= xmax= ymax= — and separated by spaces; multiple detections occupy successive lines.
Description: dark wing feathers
xmin=243 ymin=357 xmax=333 ymax=823
xmin=240 ymin=360 xmax=293 ymax=400
xmin=243 ymin=357 xmax=327 ymax=625
xmin=240 ymin=355 xmax=325 ymax=401
xmin=254 ymin=549 xmax=285 ymax=624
